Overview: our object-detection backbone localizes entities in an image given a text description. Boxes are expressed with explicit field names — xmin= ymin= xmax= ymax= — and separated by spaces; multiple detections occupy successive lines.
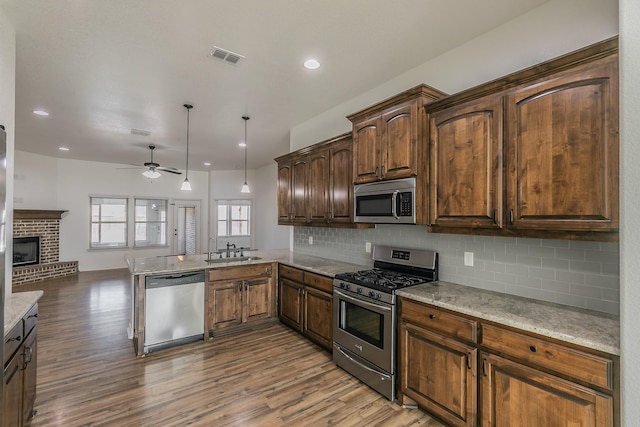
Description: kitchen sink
xmin=205 ymin=256 xmax=262 ymax=264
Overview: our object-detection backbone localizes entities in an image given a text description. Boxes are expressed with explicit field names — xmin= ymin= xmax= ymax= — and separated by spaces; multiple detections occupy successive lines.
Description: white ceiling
xmin=1 ymin=0 xmax=550 ymax=172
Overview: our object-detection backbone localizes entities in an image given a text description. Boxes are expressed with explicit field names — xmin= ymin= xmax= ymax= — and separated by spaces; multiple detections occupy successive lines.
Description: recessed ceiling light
xmin=33 ymin=110 xmax=49 ymax=116
xmin=58 ymin=147 xmax=69 ymax=151
xmin=203 ymin=162 xmax=211 ymax=166
xmin=304 ymin=59 xmax=320 ymax=70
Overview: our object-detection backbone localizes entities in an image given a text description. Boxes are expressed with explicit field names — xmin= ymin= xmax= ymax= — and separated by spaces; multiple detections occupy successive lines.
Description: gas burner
xmin=336 ymin=268 xmax=430 ymax=291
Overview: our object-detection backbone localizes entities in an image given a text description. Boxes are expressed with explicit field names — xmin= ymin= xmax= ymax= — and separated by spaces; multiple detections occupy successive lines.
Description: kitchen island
xmin=127 ymin=249 xmax=367 ymax=356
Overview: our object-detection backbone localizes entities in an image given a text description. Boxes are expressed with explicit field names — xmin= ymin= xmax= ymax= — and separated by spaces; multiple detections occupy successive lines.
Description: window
xmin=217 ymin=201 xmax=251 ymax=237
xmin=90 ymin=197 xmax=128 ymax=248
xmin=134 ymin=198 xmax=168 ymax=247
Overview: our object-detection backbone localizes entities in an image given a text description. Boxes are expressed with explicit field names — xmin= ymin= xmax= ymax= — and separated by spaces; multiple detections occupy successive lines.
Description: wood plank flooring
xmin=15 ymin=270 xmax=443 ymax=426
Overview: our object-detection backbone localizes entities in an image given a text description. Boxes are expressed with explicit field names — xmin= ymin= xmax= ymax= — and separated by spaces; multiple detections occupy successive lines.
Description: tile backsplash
xmin=293 ymin=225 xmax=620 ymax=315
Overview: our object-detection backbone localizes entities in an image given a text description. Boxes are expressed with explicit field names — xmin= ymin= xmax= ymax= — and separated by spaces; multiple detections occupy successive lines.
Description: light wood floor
xmin=15 ymin=269 xmax=443 ymax=427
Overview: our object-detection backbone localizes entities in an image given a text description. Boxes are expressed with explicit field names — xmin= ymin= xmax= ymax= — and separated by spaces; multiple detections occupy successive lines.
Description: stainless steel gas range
xmin=333 ymin=245 xmax=438 ymax=401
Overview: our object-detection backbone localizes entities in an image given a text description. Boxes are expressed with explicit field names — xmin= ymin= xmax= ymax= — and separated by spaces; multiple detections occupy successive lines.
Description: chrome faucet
xmin=226 ymin=242 xmax=236 ymax=258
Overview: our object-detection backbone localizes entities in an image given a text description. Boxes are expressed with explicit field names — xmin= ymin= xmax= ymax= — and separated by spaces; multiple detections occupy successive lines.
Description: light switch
xmin=308 ymin=235 xmax=313 ymax=245
xmin=365 ymin=241 xmax=372 ymax=253
xmin=464 ymin=252 xmax=474 ymax=267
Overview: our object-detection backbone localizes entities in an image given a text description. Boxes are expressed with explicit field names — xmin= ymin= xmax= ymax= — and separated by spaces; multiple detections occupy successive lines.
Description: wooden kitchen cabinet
xmin=426 ymin=37 xmax=618 ymax=240
xmin=399 ymin=298 xmax=478 ymax=427
xmin=480 ymin=323 xmax=616 ymax=427
xmin=278 ymin=265 xmax=333 ymax=351
xmin=348 ymin=84 xmax=446 ymax=185
xmin=3 ymin=303 xmax=39 ymax=427
xmin=276 ymin=133 xmax=358 ymax=227
xmin=207 ymin=263 xmax=276 ymax=337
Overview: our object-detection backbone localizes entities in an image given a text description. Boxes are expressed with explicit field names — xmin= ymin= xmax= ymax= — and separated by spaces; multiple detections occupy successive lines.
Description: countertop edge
xmin=4 ymin=290 xmax=44 ymax=336
xmin=397 ymin=282 xmax=620 ymax=356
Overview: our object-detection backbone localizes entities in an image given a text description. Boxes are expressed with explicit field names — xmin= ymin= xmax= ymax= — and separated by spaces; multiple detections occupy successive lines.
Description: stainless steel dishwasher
xmin=144 ymin=270 xmax=205 ymax=353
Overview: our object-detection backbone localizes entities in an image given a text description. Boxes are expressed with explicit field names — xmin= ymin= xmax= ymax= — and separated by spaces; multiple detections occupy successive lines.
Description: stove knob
xmin=368 ymin=291 xmax=376 ymax=298
xmin=376 ymin=293 xmax=382 ymax=300
xmin=345 ymin=284 xmax=351 ymax=291
xmin=339 ymin=282 xmax=345 ymax=289
xmin=357 ymin=287 xmax=362 ymax=294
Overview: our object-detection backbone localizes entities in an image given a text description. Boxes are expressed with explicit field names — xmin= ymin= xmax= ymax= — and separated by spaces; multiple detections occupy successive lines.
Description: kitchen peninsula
xmin=127 ymin=249 xmax=367 ymax=357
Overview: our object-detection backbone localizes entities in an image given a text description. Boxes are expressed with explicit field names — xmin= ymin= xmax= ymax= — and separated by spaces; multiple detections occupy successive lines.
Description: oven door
xmin=333 ymin=289 xmax=394 ymax=373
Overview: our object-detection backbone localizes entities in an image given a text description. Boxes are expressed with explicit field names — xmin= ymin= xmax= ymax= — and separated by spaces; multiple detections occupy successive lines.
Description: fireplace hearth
xmin=13 ymin=236 xmax=40 ymax=267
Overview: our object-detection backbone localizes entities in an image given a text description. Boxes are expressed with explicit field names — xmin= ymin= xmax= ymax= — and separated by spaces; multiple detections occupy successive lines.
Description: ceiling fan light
xmin=241 ymin=182 xmax=250 ymax=193
xmin=143 ymin=169 xmax=161 ymax=179
xmin=181 ymin=178 xmax=192 ymax=191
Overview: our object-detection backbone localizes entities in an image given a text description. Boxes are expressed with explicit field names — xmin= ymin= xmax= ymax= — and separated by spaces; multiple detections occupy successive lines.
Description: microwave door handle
xmin=391 ymin=190 xmax=400 ymax=220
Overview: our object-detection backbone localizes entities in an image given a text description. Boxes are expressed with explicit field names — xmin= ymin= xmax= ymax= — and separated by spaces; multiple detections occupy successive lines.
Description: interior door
xmin=172 ymin=200 xmax=201 ymax=255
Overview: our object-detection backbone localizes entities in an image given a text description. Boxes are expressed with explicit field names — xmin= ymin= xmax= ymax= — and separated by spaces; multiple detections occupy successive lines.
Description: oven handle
xmin=391 ymin=190 xmax=400 ymax=220
xmin=334 ymin=289 xmax=392 ymax=313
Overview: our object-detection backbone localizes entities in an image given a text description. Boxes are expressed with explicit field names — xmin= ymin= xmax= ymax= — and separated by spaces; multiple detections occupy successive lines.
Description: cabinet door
xmin=400 ymin=321 xmax=477 ymax=427
xmin=291 ymin=157 xmax=309 ymax=223
xmin=328 ymin=138 xmax=354 ymax=224
xmin=481 ymin=352 xmax=613 ymax=427
xmin=353 ymin=115 xmax=381 ymax=183
xmin=243 ymin=277 xmax=273 ymax=324
xmin=381 ymin=101 xmax=418 ymax=180
xmin=277 ymin=161 xmax=292 ymax=224
xmin=22 ymin=326 xmax=37 ymax=423
xmin=303 ymin=287 xmax=332 ymax=350
xmin=429 ymin=96 xmax=503 ymax=229
xmin=506 ymin=56 xmax=619 ymax=231
xmin=279 ymin=278 xmax=303 ymax=331
xmin=208 ymin=281 xmax=243 ymax=333
xmin=308 ymin=148 xmax=330 ymax=223
xmin=3 ymin=352 xmax=22 ymax=427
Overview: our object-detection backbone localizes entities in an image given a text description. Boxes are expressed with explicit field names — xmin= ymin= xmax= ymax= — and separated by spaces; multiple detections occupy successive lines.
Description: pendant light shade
xmin=241 ymin=115 xmax=250 ymax=193
xmin=181 ymin=104 xmax=193 ymax=191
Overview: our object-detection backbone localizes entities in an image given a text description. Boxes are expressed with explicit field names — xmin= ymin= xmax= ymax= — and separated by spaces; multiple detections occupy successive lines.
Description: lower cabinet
xmin=207 ymin=263 xmax=276 ymax=337
xmin=278 ymin=265 xmax=333 ymax=351
xmin=3 ymin=303 xmax=38 ymax=427
xmin=399 ymin=299 xmax=478 ymax=427
xmin=398 ymin=297 xmax=618 ymax=427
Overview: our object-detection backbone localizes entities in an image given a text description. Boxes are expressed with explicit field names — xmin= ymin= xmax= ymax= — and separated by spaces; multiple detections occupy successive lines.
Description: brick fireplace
xmin=12 ymin=209 xmax=78 ymax=286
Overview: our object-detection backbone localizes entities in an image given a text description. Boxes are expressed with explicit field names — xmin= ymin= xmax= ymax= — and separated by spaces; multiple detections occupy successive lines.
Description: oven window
xmin=356 ymin=194 xmax=392 ymax=217
xmin=340 ymin=300 xmax=384 ymax=348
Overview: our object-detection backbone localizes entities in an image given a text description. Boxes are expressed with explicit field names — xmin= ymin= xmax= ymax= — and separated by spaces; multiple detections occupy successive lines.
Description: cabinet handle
xmin=28 ymin=313 xmax=38 ymax=319
xmin=23 ymin=346 xmax=33 ymax=369
xmin=482 ymin=359 xmax=487 ymax=376
xmin=375 ymin=166 xmax=379 ymax=178
xmin=492 ymin=209 xmax=497 ymax=225
xmin=8 ymin=335 xmax=22 ymax=343
xmin=529 ymin=345 xmax=537 ymax=353
xmin=466 ymin=353 xmax=471 ymax=370
xmin=428 ymin=314 xmax=436 ymax=319
xmin=509 ymin=209 xmax=514 ymax=225
xmin=381 ymin=165 xmax=385 ymax=177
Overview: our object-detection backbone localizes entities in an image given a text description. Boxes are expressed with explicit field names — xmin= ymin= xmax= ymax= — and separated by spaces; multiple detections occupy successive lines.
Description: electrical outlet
xmin=464 ymin=252 xmax=474 ymax=267
xmin=365 ymin=241 xmax=372 ymax=253
xmin=308 ymin=235 xmax=313 ymax=245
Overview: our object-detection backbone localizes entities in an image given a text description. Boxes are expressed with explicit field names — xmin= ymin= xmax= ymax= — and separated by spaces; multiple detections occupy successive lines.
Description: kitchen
xmin=1 ymin=0 xmax=638 ymax=425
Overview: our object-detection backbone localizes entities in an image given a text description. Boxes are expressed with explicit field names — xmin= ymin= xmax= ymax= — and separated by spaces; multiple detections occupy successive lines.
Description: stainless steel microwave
xmin=354 ymin=177 xmax=416 ymax=224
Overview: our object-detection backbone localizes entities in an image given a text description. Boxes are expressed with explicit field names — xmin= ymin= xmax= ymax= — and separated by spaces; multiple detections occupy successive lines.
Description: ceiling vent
xmin=209 ymin=46 xmax=245 ymax=65
xmin=131 ymin=128 xmax=151 ymax=137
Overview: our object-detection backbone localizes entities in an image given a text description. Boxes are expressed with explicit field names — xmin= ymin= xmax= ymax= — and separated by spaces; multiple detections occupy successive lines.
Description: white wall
xmin=253 ymin=162 xmax=290 ymax=250
xmin=14 ymin=150 xmax=210 ymax=271
xmin=0 ymin=7 xmax=15 ymax=300
xmin=291 ymin=0 xmax=618 ymax=150
xmin=619 ymin=0 xmax=639 ymax=422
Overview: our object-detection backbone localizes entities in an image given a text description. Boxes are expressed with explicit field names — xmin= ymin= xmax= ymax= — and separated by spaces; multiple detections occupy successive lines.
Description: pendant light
xmin=240 ymin=115 xmax=250 ymax=193
xmin=181 ymin=104 xmax=193 ymax=191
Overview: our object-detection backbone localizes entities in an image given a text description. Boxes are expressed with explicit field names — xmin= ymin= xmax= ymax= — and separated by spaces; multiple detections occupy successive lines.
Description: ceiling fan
xmin=124 ymin=145 xmax=182 ymax=179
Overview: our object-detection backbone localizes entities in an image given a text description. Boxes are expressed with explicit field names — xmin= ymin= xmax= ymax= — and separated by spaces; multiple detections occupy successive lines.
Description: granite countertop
xmin=4 ymin=290 xmax=44 ymax=336
xmin=396 ymin=281 xmax=620 ymax=356
xmin=126 ymin=249 xmax=369 ymax=278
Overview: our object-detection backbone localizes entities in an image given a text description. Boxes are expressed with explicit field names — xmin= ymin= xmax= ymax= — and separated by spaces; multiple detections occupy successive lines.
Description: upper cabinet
xmin=348 ymin=84 xmax=447 ymax=184
xmin=426 ymin=37 xmax=619 ymax=241
xmin=275 ymin=133 xmax=361 ymax=227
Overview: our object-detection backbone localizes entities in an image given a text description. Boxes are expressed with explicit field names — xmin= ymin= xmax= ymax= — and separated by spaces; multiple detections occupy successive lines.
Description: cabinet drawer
xmin=4 ymin=321 xmax=23 ymax=366
xmin=481 ymin=323 xmax=613 ymax=390
xmin=209 ymin=263 xmax=273 ymax=282
xmin=303 ymin=272 xmax=333 ymax=293
xmin=24 ymin=304 xmax=39 ymax=337
xmin=279 ymin=265 xmax=304 ymax=282
xmin=400 ymin=298 xmax=477 ymax=343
